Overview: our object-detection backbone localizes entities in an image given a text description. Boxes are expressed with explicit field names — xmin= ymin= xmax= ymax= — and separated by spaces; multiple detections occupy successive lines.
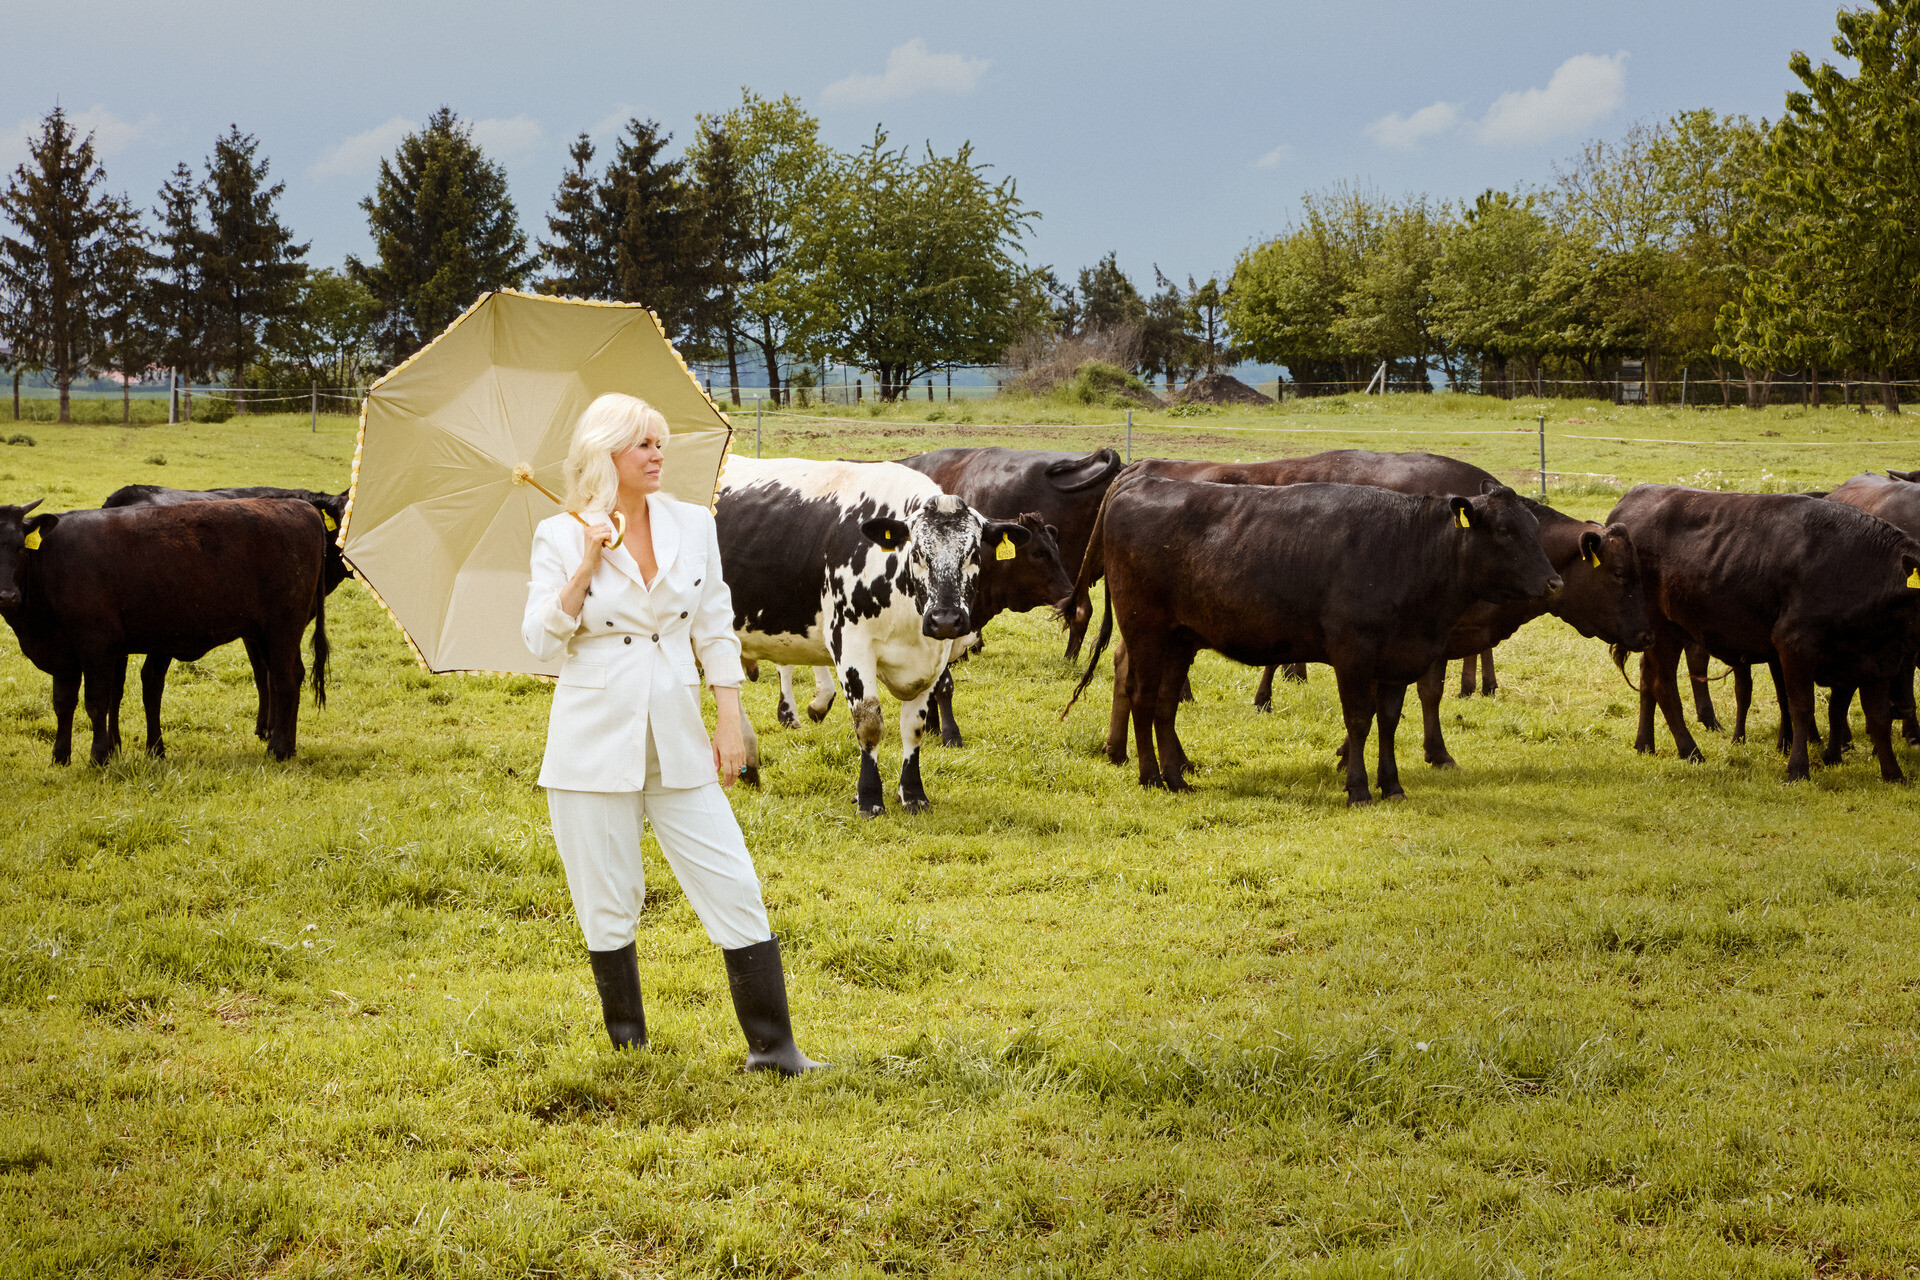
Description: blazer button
xmin=624 ymin=636 xmax=632 ymax=645
xmin=680 ymin=611 xmax=688 ymax=619
xmin=693 ymin=578 xmax=701 ymax=586
xmin=651 ymin=633 xmax=660 ymax=642
xmin=605 ymin=621 xmax=613 ymax=627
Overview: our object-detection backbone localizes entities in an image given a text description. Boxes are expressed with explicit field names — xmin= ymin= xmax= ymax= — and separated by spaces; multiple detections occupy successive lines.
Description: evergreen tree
xmin=152 ymin=162 xmax=216 ymax=419
xmin=537 ymin=134 xmax=616 ymax=300
xmin=349 ymin=107 xmax=536 ymax=366
xmin=201 ymin=126 xmax=307 ymax=411
xmin=97 ymin=209 xmax=162 ymax=422
xmin=601 ymin=118 xmax=696 ymax=338
xmin=1075 ymin=252 xmax=1145 ymax=335
xmin=0 ymin=106 xmax=132 ymax=422
xmin=686 ymin=116 xmax=748 ymax=402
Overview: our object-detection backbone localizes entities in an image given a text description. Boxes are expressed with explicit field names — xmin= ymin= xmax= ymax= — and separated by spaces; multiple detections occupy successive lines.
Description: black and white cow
xmin=715 ymin=456 xmax=1032 ymax=815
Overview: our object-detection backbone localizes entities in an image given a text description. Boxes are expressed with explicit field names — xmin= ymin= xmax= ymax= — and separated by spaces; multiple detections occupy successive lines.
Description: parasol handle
xmin=512 ymin=466 xmax=625 ymax=549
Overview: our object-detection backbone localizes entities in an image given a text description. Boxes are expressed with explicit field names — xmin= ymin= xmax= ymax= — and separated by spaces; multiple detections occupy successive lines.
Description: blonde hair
xmin=563 ymin=393 xmax=670 ymax=511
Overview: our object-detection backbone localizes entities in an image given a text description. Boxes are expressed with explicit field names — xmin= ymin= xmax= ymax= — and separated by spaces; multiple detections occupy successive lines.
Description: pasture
xmin=3 ymin=395 xmax=1919 ymax=1278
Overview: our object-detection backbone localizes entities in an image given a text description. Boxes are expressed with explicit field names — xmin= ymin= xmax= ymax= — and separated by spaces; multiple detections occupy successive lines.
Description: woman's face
xmin=611 ymin=430 xmax=665 ymax=496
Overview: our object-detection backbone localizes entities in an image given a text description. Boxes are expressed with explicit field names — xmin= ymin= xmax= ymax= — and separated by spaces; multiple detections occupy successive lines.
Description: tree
xmin=1726 ymin=0 xmax=1920 ymax=413
xmin=273 ymin=267 xmax=378 ymax=389
xmin=1331 ymin=198 xmax=1450 ymax=389
xmin=685 ymin=117 xmax=748 ymax=402
xmin=601 ymin=119 xmax=700 ymax=339
xmin=1076 ymin=252 xmax=1145 ymax=334
xmin=96 ymin=213 xmax=163 ymax=422
xmin=691 ymin=91 xmax=831 ymax=404
xmin=1226 ymin=184 xmax=1380 ymax=393
xmin=1139 ymin=276 xmax=1199 ymax=390
xmin=200 ymin=126 xmax=307 ymax=411
xmin=151 ymin=162 xmax=217 ymax=420
xmin=782 ymin=130 xmax=1039 ymax=400
xmin=0 ymin=106 xmax=135 ymax=422
xmin=1430 ymin=191 xmax=1564 ymax=395
xmin=350 ymin=107 xmax=537 ymax=367
xmin=537 ymin=134 xmax=616 ymax=300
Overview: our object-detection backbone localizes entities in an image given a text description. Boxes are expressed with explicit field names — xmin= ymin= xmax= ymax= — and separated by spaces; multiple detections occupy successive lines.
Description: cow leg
xmin=1456 ymin=655 xmax=1475 ymax=699
xmin=1897 ymin=663 xmax=1920 ymax=746
xmin=1128 ymin=639 xmax=1168 ymax=789
xmin=1823 ymin=685 xmax=1856 ymax=765
xmin=1634 ymin=651 xmax=1659 ymax=754
xmin=1731 ymin=665 xmax=1753 ymax=744
xmin=1418 ymin=660 xmax=1455 ymax=768
xmin=243 ymin=635 xmax=270 ymax=740
xmin=776 ymin=666 xmax=801 ymax=729
xmin=263 ymin=629 xmax=304 ymax=761
xmin=1282 ymin=662 xmax=1308 ymax=684
xmin=84 ymin=659 xmax=128 ymax=765
xmin=1253 ymin=664 xmax=1277 ymax=713
xmin=1374 ymin=680 xmax=1410 ymax=799
xmin=833 ymin=652 xmax=887 ymax=817
xmin=1063 ymin=587 xmax=1093 ymax=662
xmin=1477 ymin=648 xmax=1497 ymax=696
xmin=931 ymin=666 xmax=963 ymax=748
xmin=1648 ymin=637 xmax=1704 ymax=762
xmin=1857 ymin=679 xmax=1904 ymax=783
xmin=1768 ymin=660 xmax=1794 ymax=757
xmin=141 ymin=655 xmax=170 ymax=758
xmin=1776 ymin=651 xmax=1818 ymax=782
xmin=50 ymin=671 xmax=80 ymax=766
xmin=1105 ymin=640 xmax=1132 ymax=765
xmin=897 ymin=690 xmax=934 ymax=812
xmin=1685 ymin=641 xmax=1721 ymax=731
xmin=1333 ymin=668 xmax=1376 ymax=805
xmin=738 ymin=702 xmax=761 ymax=787
xmin=1154 ymin=649 xmax=1197 ymax=792
xmin=808 ymin=666 xmax=838 ymax=722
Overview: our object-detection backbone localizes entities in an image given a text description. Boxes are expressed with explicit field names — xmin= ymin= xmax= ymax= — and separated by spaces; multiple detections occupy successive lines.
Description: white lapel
xmin=586 ymin=509 xmax=650 ymax=590
xmin=645 ymin=491 xmax=681 ymax=585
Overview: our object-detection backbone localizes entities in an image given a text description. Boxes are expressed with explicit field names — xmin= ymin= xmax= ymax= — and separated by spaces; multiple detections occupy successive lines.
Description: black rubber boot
xmin=587 ymin=942 xmax=647 ymax=1050
xmin=722 ymin=936 xmax=827 ymax=1075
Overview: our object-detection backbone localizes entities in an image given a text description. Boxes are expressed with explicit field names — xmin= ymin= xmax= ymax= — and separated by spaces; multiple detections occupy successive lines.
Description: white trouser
xmin=546 ymin=731 xmax=772 ymax=952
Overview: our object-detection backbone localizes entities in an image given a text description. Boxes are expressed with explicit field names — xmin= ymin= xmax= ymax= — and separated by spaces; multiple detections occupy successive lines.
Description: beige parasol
xmin=339 ymin=290 xmax=733 ymax=676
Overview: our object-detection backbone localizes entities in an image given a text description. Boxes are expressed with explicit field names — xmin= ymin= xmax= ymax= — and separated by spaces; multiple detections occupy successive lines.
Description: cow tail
xmin=310 ymin=571 xmax=329 ymax=709
xmin=1609 ymin=643 xmax=1640 ymax=694
xmin=1060 ymin=484 xmax=1120 ymax=719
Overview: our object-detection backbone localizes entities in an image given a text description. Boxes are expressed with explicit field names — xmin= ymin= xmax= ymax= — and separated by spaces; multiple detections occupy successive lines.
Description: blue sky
xmin=7 ymin=1 xmax=1837 ymax=310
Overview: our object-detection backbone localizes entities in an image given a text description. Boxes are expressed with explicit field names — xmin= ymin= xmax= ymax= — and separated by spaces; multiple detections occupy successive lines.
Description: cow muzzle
xmin=921 ymin=606 xmax=971 ymax=640
xmin=0 ymin=587 xmax=18 ymax=610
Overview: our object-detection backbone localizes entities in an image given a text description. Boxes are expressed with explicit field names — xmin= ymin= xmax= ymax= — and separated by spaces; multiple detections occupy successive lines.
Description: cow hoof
xmin=940 ymin=733 xmax=963 ymax=749
xmin=1427 ymin=757 xmax=1457 ymax=770
xmin=740 ymin=765 xmax=760 ymax=788
xmin=901 ymin=797 xmax=930 ymax=814
xmin=858 ymin=803 xmax=886 ymax=818
xmin=777 ymin=707 xmax=799 ymax=729
xmin=1384 ymin=791 xmax=1408 ymax=802
xmin=1730 ymin=732 xmax=1746 ymax=745
xmin=1784 ymin=768 xmax=1809 ymax=784
xmin=1253 ymin=700 xmax=1271 ymax=714
xmin=807 ymin=706 xmax=832 ymax=724
xmin=1347 ymin=794 xmax=1373 ymax=807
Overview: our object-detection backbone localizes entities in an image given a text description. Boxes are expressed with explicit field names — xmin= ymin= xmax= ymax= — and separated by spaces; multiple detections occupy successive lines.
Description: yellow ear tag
xmin=1585 ymin=549 xmax=1601 ymax=569
xmin=1907 ymin=568 xmax=1920 ymax=589
xmin=995 ymin=534 xmax=1015 ymax=561
xmin=323 ymin=511 xmax=338 ymax=531
xmin=1454 ymin=508 xmax=1470 ymax=529
xmin=23 ymin=528 xmax=41 ymax=550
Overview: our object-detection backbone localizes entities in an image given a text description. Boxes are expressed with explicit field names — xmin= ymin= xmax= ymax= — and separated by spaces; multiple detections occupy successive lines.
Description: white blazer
xmin=523 ymin=492 xmax=747 ymax=792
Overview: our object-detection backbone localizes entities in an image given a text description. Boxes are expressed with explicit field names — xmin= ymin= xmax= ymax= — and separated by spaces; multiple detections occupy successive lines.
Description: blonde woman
xmin=522 ymin=392 xmax=823 ymax=1074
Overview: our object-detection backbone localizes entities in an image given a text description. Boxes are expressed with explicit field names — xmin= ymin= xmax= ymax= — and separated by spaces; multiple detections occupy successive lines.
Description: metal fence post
xmin=168 ymin=372 xmax=176 ymax=425
xmin=1537 ymin=415 xmax=1548 ymax=501
xmin=755 ymin=396 xmax=762 ymax=458
xmin=311 ymin=382 xmax=318 ymax=433
xmin=1125 ymin=409 xmax=1132 ymax=462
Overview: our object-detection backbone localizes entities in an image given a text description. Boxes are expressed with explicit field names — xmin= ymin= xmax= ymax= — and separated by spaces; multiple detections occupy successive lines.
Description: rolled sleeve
xmin=522 ymin=522 xmax=582 ymax=663
xmin=691 ymin=509 xmax=747 ymax=688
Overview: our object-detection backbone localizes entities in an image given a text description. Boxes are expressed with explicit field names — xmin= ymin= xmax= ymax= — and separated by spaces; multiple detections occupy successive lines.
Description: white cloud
xmin=1 ymin=105 xmax=153 ymax=172
xmin=1364 ymin=100 xmax=1460 ymax=149
xmin=471 ymin=114 xmax=544 ymax=161
xmin=1253 ymin=144 xmax=1293 ymax=169
xmin=310 ymin=115 xmax=415 ymax=180
xmin=1477 ymin=52 xmax=1628 ymax=146
xmin=820 ymin=38 xmax=989 ymax=108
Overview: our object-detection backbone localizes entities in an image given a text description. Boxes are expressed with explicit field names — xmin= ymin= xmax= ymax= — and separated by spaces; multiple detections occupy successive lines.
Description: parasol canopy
xmin=339 ymin=290 xmax=732 ymax=675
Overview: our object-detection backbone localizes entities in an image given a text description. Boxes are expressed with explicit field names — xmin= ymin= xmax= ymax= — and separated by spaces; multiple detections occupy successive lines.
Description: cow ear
xmin=861 ymin=517 xmax=911 ymax=551
xmin=22 ymin=511 xmax=57 ymax=550
xmin=1449 ymin=496 xmax=1475 ymax=530
xmin=1580 ymin=530 xmax=1603 ymax=569
xmin=985 ymin=520 xmax=1033 ymax=548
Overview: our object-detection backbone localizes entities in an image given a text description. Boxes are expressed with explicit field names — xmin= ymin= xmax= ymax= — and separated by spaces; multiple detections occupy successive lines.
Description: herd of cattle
xmin=3 ymin=447 xmax=1919 ymax=812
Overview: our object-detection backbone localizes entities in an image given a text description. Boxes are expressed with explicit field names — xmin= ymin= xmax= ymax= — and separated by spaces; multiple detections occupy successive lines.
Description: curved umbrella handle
xmin=607 ymin=511 xmax=626 ymax=550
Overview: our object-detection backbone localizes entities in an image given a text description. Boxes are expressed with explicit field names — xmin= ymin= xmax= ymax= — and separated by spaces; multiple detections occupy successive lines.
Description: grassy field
xmin=3 ymin=395 xmax=1920 ymax=1278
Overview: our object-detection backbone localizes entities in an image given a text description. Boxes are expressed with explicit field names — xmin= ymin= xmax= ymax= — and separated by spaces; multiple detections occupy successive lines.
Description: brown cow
xmin=0 ymin=498 xmax=328 ymax=764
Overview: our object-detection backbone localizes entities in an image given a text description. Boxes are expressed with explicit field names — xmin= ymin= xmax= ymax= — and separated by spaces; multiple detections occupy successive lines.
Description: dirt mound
xmin=1173 ymin=372 xmax=1274 ymax=407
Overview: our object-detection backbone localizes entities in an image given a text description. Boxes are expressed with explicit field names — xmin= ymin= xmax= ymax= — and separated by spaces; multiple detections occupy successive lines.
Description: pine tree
xmin=152 ymin=162 xmax=216 ymax=420
xmin=201 ymin=126 xmax=307 ymax=412
xmin=537 ymin=134 xmax=616 ymax=299
xmin=686 ymin=116 xmax=748 ymax=401
xmin=97 ymin=205 xmax=161 ymax=422
xmin=350 ymin=108 xmax=537 ymax=367
xmin=0 ymin=106 xmax=132 ymax=422
xmin=602 ymin=119 xmax=696 ymax=338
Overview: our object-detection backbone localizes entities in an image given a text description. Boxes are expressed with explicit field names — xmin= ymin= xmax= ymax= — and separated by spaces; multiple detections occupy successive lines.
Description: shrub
xmin=5 ymin=434 xmax=33 ymax=446
xmin=144 ymin=454 xmax=166 ymax=466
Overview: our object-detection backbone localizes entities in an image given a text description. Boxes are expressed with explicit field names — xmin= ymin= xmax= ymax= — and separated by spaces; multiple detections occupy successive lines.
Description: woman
xmin=522 ymin=392 xmax=824 ymax=1075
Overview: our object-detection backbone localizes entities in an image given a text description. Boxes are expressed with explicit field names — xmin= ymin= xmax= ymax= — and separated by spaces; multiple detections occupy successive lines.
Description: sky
xmin=5 ymin=0 xmax=1841 ymax=355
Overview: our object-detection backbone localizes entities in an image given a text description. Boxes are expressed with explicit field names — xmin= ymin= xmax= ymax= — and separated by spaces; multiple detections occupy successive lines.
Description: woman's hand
xmin=712 ymin=687 xmax=747 ymax=789
xmin=557 ymin=522 xmax=616 ymax=620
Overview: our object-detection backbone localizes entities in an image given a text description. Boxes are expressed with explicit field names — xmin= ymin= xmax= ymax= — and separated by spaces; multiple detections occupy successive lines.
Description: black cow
xmin=0 ymin=498 xmax=329 ymax=763
xmin=1608 ymin=485 xmax=1920 ymax=781
xmin=896 ymin=446 xmax=1121 ymax=658
xmin=1065 ymin=476 xmax=1560 ymax=804
xmin=102 ymin=484 xmax=348 ymax=743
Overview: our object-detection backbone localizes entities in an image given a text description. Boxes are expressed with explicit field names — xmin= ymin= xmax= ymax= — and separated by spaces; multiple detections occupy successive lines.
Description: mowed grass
xmin=2 ymin=398 xmax=1919 ymax=1278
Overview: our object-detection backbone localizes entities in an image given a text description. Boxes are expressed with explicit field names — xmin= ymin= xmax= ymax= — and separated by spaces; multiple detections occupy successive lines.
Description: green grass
xmin=3 ymin=402 xmax=1920 ymax=1277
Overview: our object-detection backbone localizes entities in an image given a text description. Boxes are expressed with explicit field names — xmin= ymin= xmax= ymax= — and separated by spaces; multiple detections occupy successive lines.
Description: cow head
xmin=861 ymin=494 xmax=1001 ymax=641
xmin=1551 ymin=522 xmax=1651 ymax=649
xmin=976 ymin=512 xmax=1072 ymax=621
xmin=1449 ymin=487 xmax=1561 ymax=603
xmin=0 ymin=500 xmax=53 ymax=611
